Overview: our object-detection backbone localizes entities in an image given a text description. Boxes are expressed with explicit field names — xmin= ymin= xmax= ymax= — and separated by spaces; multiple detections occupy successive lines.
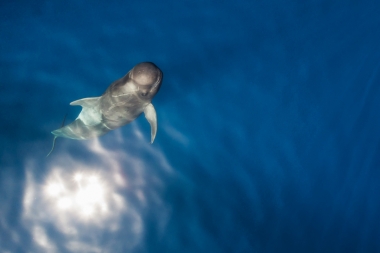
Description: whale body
xmin=47 ymin=62 xmax=163 ymax=156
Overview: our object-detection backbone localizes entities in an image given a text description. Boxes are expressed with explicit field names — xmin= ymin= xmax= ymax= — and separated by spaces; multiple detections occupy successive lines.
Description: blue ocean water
xmin=1 ymin=0 xmax=380 ymax=252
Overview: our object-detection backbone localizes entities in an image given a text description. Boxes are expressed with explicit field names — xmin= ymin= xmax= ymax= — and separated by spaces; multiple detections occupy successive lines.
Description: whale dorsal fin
xmin=70 ymin=97 xmax=102 ymax=125
xmin=70 ymin=97 xmax=100 ymax=108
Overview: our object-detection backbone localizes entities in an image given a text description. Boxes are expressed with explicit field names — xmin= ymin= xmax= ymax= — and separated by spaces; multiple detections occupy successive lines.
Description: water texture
xmin=0 ymin=1 xmax=380 ymax=252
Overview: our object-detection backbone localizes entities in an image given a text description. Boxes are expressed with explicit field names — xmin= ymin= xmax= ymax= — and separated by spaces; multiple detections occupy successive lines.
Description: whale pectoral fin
xmin=144 ymin=103 xmax=157 ymax=143
xmin=70 ymin=97 xmax=100 ymax=107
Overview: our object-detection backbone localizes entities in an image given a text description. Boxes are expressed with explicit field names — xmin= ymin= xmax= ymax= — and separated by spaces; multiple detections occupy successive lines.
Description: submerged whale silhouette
xmin=47 ymin=62 xmax=163 ymax=156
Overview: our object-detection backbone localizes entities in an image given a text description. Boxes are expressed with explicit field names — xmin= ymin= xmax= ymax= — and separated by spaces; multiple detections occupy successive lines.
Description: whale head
xmin=128 ymin=62 xmax=163 ymax=100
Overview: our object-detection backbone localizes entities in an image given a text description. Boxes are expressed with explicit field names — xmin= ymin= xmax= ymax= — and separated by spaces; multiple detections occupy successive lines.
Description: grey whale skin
xmin=48 ymin=62 xmax=163 ymax=155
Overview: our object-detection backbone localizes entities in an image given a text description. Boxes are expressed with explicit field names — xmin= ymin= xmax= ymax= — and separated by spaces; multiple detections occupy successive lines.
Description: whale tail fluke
xmin=46 ymin=113 xmax=68 ymax=157
xmin=46 ymin=136 xmax=58 ymax=157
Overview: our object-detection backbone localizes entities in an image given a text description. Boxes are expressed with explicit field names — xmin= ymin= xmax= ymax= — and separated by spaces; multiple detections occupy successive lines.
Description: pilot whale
xmin=47 ymin=62 xmax=163 ymax=156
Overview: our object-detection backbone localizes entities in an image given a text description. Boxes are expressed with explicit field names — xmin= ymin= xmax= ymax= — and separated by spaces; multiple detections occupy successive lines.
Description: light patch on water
xmin=162 ymin=124 xmax=189 ymax=147
xmin=131 ymin=121 xmax=145 ymax=141
xmin=32 ymin=225 xmax=57 ymax=252
xmin=42 ymin=169 xmax=115 ymax=220
xmin=21 ymin=130 xmax=173 ymax=252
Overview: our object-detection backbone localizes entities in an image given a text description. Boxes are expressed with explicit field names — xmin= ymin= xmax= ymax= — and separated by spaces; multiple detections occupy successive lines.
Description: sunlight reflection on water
xmin=22 ymin=126 xmax=173 ymax=252
xmin=44 ymin=170 xmax=113 ymax=219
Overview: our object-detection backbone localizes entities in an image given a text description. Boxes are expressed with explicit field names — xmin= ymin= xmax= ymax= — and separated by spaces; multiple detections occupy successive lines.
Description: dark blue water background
xmin=1 ymin=1 xmax=380 ymax=252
